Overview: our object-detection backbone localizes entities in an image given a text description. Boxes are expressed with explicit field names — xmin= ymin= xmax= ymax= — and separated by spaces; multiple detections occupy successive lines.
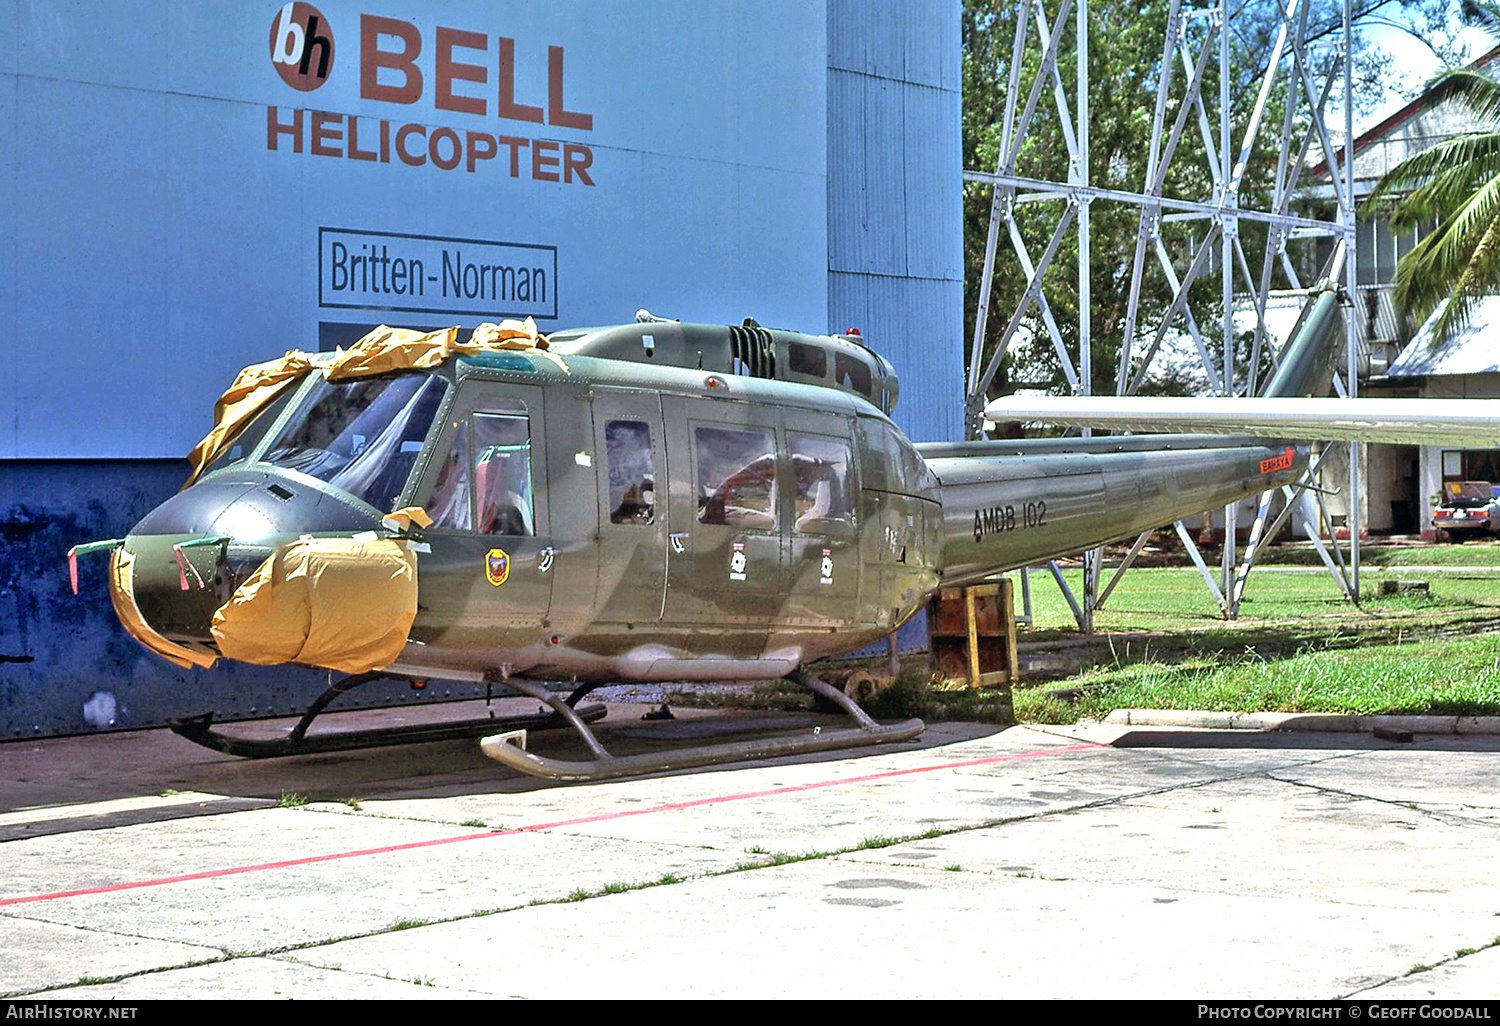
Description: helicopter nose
xmin=108 ymin=533 xmax=225 ymax=670
xmin=114 ymin=533 xmax=226 ymax=645
xmin=110 ymin=472 xmax=384 ymax=665
xmin=110 ymin=473 xmax=418 ymax=675
xmin=131 ymin=472 xmax=380 ymax=543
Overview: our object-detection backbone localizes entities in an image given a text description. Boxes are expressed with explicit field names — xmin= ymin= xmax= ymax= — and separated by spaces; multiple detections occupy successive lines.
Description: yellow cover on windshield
xmin=210 ymin=537 xmax=418 ymax=674
xmin=182 ymin=317 xmax=557 ymax=490
xmin=182 ymin=351 xmax=316 ymax=488
xmin=325 ymin=318 xmax=559 ymax=380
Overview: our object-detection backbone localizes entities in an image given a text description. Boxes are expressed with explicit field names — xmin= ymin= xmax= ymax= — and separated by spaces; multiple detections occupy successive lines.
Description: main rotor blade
xmin=983 ymin=396 xmax=1500 ymax=448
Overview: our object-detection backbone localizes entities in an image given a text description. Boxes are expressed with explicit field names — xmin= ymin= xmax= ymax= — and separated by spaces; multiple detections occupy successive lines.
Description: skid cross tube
xmin=480 ymin=672 xmax=925 ymax=782
xmin=170 ymin=671 xmax=607 ymax=758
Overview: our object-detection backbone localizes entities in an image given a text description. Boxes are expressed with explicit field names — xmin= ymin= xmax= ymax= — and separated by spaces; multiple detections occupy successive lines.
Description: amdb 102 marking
xmin=974 ymin=500 xmax=1046 ymax=542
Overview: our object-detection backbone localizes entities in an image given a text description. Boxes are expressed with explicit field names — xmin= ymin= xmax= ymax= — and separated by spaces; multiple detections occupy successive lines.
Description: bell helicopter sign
xmin=0 ymin=0 xmax=831 ymax=463
xmin=264 ymin=2 xmax=596 ymax=185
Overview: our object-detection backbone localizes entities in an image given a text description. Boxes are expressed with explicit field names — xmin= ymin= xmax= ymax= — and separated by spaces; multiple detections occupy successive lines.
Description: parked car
xmin=1432 ymin=481 xmax=1500 ymax=542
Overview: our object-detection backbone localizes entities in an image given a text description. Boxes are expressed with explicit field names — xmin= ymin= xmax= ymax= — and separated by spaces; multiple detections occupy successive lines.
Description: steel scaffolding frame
xmin=964 ymin=0 xmax=1360 ymax=630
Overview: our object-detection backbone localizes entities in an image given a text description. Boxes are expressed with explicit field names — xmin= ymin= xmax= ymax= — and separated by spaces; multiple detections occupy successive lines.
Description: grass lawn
xmin=997 ymin=542 xmax=1500 ymax=723
xmin=1253 ymin=541 xmax=1500 ymax=568
xmin=1024 ymin=554 xmax=1500 ymax=636
xmin=1011 ymin=634 xmax=1500 ymax=724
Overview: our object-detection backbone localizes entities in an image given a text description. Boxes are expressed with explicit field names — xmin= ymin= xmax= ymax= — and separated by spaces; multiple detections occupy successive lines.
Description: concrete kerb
xmin=1104 ymin=709 xmax=1500 ymax=735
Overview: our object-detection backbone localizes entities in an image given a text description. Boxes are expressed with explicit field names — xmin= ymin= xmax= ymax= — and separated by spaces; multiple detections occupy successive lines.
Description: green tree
xmin=1368 ymin=0 xmax=1500 ymax=344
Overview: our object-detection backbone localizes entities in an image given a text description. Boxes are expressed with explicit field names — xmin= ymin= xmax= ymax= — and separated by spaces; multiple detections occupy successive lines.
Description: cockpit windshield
xmin=261 ymin=373 xmax=449 ymax=513
xmin=202 ymin=384 xmax=300 ymax=477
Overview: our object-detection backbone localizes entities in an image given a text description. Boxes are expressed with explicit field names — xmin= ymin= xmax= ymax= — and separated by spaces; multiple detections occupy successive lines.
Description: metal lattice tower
xmin=964 ymin=0 xmax=1360 ymax=630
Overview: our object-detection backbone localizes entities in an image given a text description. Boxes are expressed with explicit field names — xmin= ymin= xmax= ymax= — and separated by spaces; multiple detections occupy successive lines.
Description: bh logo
xmin=269 ymin=2 xmax=334 ymax=91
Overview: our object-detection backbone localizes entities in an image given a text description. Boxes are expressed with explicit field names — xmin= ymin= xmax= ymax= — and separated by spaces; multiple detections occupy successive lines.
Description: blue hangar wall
xmin=0 ymin=0 xmax=963 ymax=738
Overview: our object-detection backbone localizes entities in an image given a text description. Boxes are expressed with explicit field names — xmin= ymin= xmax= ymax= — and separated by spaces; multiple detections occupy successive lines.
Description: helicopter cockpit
xmin=217 ymin=371 xmax=450 ymax=517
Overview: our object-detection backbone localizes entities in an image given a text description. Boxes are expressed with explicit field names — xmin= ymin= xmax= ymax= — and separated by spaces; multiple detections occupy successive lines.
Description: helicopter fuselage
xmin=395 ymin=350 xmax=946 ymax=682
xmin=113 ymin=318 xmax=1313 ymax=689
xmin=117 ymin=345 xmax=946 ymax=684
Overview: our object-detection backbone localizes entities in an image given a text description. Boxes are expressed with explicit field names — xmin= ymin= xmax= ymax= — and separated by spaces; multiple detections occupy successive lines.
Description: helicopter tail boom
xmin=922 ymin=279 xmax=1348 ymax=586
xmin=923 ymin=438 xmax=1307 ymax=585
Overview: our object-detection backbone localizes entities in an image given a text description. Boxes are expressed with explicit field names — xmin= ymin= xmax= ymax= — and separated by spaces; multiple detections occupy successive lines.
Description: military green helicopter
xmin=80 ymin=279 xmax=1416 ymax=781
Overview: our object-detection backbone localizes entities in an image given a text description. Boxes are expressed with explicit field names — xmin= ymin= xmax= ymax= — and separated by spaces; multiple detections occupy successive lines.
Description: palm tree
xmin=1369 ymin=0 xmax=1500 ymax=344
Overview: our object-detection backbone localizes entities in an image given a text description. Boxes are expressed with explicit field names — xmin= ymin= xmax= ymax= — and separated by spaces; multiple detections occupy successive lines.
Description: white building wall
xmin=1 ymin=0 xmax=832 ymax=459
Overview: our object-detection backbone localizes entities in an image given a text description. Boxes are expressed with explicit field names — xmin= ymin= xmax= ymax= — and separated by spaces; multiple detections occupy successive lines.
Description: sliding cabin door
xmin=592 ymin=391 xmax=668 ymax=625
xmin=661 ymin=395 xmax=785 ymax=625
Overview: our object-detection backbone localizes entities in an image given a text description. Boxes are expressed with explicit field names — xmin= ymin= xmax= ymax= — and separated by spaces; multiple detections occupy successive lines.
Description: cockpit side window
xmin=473 ymin=412 xmax=534 ymax=536
xmin=261 ymin=373 xmax=449 ymax=513
xmin=694 ymin=426 xmax=777 ymax=531
xmin=789 ymin=433 xmax=853 ymax=534
xmin=427 ymin=421 xmax=472 ymax=530
xmin=606 ymin=420 xmax=656 ymax=525
xmin=422 ymin=400 xmax=534 ymax=534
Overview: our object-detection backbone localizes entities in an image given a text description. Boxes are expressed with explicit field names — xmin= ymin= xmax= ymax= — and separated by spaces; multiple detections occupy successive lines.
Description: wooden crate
xmin=926 ymin=580 xmax=1019 ymax=689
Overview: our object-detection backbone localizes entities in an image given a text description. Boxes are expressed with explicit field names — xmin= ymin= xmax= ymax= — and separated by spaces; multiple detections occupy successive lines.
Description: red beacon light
xmin=845 ymin=327 xmax=861 ymax=337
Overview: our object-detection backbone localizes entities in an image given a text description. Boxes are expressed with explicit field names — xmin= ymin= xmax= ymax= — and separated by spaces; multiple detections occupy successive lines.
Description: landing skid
xmin=479 ymin=672 xmax=925 ymax=782
xmin=169 ymin=670 xmax=607 ymax=759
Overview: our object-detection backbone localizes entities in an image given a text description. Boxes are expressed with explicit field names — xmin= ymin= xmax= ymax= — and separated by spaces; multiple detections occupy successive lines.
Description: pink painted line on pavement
xmin=0 ymin=742 xmax=1102 ymax=906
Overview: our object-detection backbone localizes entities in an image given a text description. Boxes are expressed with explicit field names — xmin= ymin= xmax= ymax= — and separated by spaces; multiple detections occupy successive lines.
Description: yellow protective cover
xmin=182 ymin=318 xmax=559 ymax=491
xmin=210 ymin=537 xmax=418 ymax=674
xmin=183 ymin=351 xmax=316 ymax=488
xmin=324 ymin=325 xmax=460 ymax=380
xmin=382 ymin=506 xmax=434 ymax=533
xmin=326 ymin=317 xmax=560 ymax=381
xmin=109 ymin=549 xmax=218 ymax=670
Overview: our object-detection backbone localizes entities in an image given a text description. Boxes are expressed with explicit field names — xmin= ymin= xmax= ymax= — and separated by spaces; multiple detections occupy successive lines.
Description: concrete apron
xmin=3 ymin=702 xmax=1499 ymax=1000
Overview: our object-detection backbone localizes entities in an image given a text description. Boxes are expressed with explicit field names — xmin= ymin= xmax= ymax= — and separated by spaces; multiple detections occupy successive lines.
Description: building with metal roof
xmin=1307 ymin=48 xmax=1500 ymax=538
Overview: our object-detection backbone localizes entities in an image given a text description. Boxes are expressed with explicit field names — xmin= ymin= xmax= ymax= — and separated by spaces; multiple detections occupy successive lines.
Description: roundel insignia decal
xmin=486 ymin=548 xmax=511 ymax=587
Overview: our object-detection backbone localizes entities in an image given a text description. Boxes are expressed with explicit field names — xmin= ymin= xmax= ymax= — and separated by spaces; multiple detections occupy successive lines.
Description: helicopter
xmin=75 ymin=277 xmax=1435 ymax=782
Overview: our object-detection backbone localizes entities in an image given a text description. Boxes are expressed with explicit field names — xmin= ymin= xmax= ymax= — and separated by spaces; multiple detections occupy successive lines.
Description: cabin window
xmin=261 ymin=373 xmax=449 ymax=513
xmin=606 ymin=420 xmax=656 ymax=525
xmin=789 ymin=341 xmax=827 ymax=379
xmin=473 ymin=412 xmax=534 ymax=535
xmin=834 ymin=352 xmax=873 ymax=398
xmin=694 ymin=426 xmax=777 ymax=531
xmin=790 ymin=434 xmax=853 ymax=533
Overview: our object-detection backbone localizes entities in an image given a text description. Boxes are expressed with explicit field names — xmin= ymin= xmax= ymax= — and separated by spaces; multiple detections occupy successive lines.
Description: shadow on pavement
xmin=0 ymin=700 xmax=1012 ymax=834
